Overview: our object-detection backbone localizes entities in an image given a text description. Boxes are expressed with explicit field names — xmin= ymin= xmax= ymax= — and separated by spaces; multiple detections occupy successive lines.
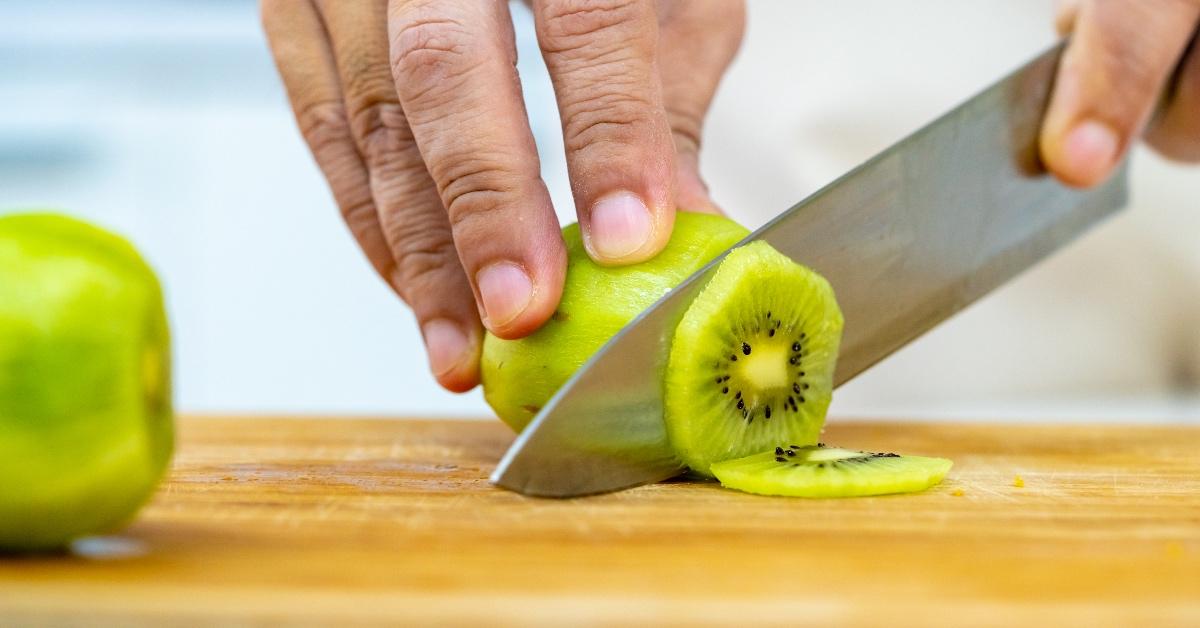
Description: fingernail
xmin=1063 ymin=119 xmax=1120 ymax=184
xmin=422 ymin=318 xmax=472 ymax=378
xmin=588 ymin=192 xmax=654 ymax=260
xmin=476 ymin=262 xmax=534 ymax=329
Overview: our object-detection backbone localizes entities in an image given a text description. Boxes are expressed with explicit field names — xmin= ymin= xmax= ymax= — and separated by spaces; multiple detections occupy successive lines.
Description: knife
xmin=492 ymin=43 xmax=1129 ymax=497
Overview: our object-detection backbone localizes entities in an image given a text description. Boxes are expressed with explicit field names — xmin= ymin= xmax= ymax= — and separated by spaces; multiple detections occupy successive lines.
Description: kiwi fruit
xmin=664 ymin=241 xmax=843 ymax=476
xmin=710 ymin=443 xmax=953 ymax=498
xmin=481 ymin=212 xmax=750 ymax=432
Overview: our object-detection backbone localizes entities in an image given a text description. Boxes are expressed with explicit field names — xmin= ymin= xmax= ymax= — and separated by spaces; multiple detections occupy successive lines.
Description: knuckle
xmin=340 ymin=51 xmax=396 ymax=108
xmin=433 ymin=156 xmax=525 ymax=231
xmin=538 ymin=0 xmax=645 ymax=54
xmin=561 ymin=88 xmax=656 ymax=152
xmin=386 ymin=220 xmax=461 ymax=297
xmin=390 ymin=15 xmax=476 ymax=100
xmin=347 ymin=100 xmax=423 ymax=170
xmin=296 ymin=100 xmax=353 ymax=156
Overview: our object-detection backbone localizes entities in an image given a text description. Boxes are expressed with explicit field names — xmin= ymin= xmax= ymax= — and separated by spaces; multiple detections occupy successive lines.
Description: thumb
xmin=1040 ymin=0 xmax=1200 ymax=187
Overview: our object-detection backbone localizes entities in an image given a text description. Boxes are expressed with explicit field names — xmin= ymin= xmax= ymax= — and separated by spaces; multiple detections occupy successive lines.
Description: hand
xmin=261 ymin=0 xmax=744 ymax=392
xmin=1041 ymin=0 xmax=1200 ymax=187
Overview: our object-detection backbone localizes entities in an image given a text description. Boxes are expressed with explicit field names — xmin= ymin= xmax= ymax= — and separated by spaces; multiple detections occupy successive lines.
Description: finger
xmin=263 ymin=0 xmax=479 ymax=391
xmin=1040 ymin=0 xmax=1200 ymax=188
xmin=315 ymin=0 xmax=484 ymax=391
xmin=388 ymin=0 xmax=566 ymax=340
xmin=534 ymin=0 xmax=676 ymax=263
xmin=1146 ymin=35 xmax=1200 ymax=162
xmin=656 ymin=0 xmax=745 ymax=215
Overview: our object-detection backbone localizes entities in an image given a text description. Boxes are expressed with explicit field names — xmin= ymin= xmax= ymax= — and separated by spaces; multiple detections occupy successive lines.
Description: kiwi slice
xmin=711 ymin=444 xmax=953 ymax=498
xmin=664 ymin=241 xmax=843 ymax=476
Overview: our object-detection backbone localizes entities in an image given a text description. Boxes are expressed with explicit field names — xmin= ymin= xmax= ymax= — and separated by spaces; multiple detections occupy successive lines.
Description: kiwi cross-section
xmin=664 ymin=241 xmax=843 ymax=476
xmin=711 ymin=444 xmax=953 ymax=498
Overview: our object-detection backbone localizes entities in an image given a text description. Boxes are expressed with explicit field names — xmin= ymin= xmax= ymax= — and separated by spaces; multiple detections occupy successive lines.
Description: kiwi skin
xmin=481 ymin=212 xmax=750 ymax=432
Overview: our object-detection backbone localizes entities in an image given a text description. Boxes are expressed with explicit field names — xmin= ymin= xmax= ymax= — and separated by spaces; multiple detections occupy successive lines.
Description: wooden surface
xmin=1 ymin=416 xmax=1198 ymax=627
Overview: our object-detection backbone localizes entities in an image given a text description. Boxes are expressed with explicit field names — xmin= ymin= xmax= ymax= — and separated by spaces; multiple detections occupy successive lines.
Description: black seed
xmin=715 ymin=377 xmax=722 ymax=383
xmin=800 ymin=371 xmax=806 ymax=377
xmin=789 ymin=357 xmax=799 ymax=365
xmin=792 ymin=342 xmax=801 ymax=352
xmin=742 ymin=342 xmax=751 ymax=355
xmin=800 ymin=333 xmax=807 ymax=339
xmin=793 ymin=383 xmax=801 ymax=394
xmin=721 ymin=387 xmax=728 ymax=394
xmin=817 ymin=463 xmax=826 ymax=469
xmin=775 ymin=456 xmax=786 ymax=463
xmin=723 ymin=375 xmax=730 ymax=382
xmin=788 ymin=396 xmax=795 ymax=406
xmin=803 ymin=383 xmax=810 ymax=390
xmin=764 ymin=406 xmax=771 ymax=419
xmin=799 ymin=396 xmax=806 ymax=403
xmin=736 ymin=399 xmax=744 ymax=410
xmin=785 ymin=449 xmax=795 ymax=457
xmin=730 ymin=355 xmax=737 ymax=361
xmin=767 ymin=311 xmax=772 ymax=318
xmin=817 ymin=442 xmax=825 ymax=447
xmin=768 ymin=329 xmax=775 ymax=337
xmin=735 ymin=391 xmax=742 ymax=399
xmin=747 ymin=416 xmax=753 ymax=424
xmin=790 ymin=444 xmax=803 ymax=449
xmin=775 ymin=447 xmax=784 ymax=455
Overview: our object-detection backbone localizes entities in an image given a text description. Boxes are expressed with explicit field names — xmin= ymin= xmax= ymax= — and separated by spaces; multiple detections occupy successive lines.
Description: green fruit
xmin=481 ymin=212 xmax=750 ymax=432
xmin=664 ymin=241 xmax=843 ymax=476
xmin=0 ymin=213 xmax=173 ymax=551
xmin=710 ymin=444 xmax=953 ymax=498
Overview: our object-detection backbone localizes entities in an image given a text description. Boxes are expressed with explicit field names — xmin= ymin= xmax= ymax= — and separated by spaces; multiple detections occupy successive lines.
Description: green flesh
xmin=711 ymin=444 xmax=953 ymax=498
xmin=664 ymin=241 xmax=843 ymax=476
xmin=0 ymin=212 xmax=173 ymax=551
xmin=481 ymin=212 xmax=750 ymax=432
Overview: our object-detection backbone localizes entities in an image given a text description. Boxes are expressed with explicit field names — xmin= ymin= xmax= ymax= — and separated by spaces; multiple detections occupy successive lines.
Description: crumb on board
xmin=951 ymin=488 xmax=965 ymax=497
xmin=1013 ymin=475 xmax=1025 ymax=488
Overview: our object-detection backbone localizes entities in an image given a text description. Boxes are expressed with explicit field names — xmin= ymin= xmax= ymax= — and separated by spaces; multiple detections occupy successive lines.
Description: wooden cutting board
xmin=1 ymin=416 xmax=1197 ymax=626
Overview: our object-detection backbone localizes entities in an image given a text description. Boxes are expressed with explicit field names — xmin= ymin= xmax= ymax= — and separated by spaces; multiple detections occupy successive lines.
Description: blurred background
xmin=2 ymin=0 xmax=1197 ymax=423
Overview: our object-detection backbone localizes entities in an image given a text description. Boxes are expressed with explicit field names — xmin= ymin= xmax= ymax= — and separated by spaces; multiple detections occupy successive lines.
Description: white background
xmin=2 ymin=1 xmax=1197 ymax=423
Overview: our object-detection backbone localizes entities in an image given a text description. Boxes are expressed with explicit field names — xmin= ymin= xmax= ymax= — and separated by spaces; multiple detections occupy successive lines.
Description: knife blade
xmin=492 ymin=43 xmax=1129 ymax=497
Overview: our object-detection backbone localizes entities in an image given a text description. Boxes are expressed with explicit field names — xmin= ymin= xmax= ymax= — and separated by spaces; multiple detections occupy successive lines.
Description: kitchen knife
xmin=492 ymin=43 xmax=1129 ymax=497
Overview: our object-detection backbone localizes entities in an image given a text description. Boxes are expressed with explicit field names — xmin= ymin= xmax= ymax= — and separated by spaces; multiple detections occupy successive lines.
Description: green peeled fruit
xmin=481 ymin=212 xmax=750 ymax=432
xmin=0 ymin=213 xmax=173 ymax=551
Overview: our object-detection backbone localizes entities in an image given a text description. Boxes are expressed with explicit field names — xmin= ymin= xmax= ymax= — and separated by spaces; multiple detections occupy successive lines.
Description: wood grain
xmin=1 ymin=416 xmax=1197 ymax=627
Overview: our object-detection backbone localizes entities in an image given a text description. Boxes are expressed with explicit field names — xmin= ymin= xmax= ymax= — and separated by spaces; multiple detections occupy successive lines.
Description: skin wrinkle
xmin=390 ymin=17 xmax=481 ymax=106
xmin=561 ymin=91 xmax=660 ymax=153
xmin=537 ymin=0 xmax=645 ymax=54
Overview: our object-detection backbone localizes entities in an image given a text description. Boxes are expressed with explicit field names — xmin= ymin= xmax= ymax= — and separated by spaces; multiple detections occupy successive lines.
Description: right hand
xmin=1040 ymin=0 xmax=1200 ymax=187
xmin=261 ymin=0 xmax=745 ymax=392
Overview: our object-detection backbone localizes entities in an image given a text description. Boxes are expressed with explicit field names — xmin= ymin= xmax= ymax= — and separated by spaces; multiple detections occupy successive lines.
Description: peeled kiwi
xmin=711 ymin=443 xmax=953 ymax=497
xmin=664 ymin=241 xmax=843 ymax=476
xmin=481 ymin=212 xmax=750 ymax=432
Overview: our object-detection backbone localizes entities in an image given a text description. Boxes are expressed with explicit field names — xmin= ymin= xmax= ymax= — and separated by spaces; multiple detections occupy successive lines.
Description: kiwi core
xmin=735 ymin=342 xmax=789 ymax=392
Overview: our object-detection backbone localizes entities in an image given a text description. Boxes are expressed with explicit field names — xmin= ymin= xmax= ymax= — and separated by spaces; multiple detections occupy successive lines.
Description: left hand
xmin=1041 ymin=0 xmax=1200 ymax=187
